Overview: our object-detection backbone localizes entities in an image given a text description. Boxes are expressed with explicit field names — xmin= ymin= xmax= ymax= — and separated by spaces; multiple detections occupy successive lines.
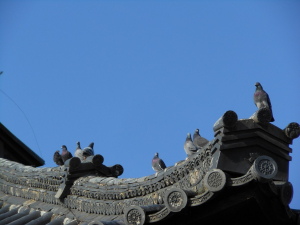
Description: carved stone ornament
xmin=280 ymin=182 xmax=293 ymax=206
xmin=203 ymin=169 xmax=226 ymax=192
xmin=213 ymin=110 xmax=238 ymax=132
xmin=124 ymin=205 xmax=146 ymax=225
xmin=148 ymin=207 xmax=171 ymax=223
xmin=250 ymin=107 xmax=272 ymax=124
xmin=251 ymin=155 xmax=278 ymax=183
xmin=163 ymin=187 xmax=188 ymax=212
xmin=229 ymin=170 xmax=254 ymax=187
xmin=283 ymin=122 xmax=300 ymax=139
xmin=190 ymin=191 xmax=214 ymax=207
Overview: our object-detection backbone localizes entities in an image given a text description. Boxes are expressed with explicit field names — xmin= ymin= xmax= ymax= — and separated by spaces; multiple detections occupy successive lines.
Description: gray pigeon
xmin=89 ymin=142 xmax=94 ymax=150
xmin=184 ymin=133 xmax=198 ymax=156
xmin=53 ymin=150 xmax=64 ymax=166
xmin=82 ymin=142 xmax=94 ymax=159
xmin=193 ymin=129 xmax=209 ymax=149
xmin=61 ymin=145 xmax=73 ymax=162
xmin=75 ymin=141 xmax=84 ymax=161
xmin=152 ymin=152 xmax=166 ymax=172
xmin=253 ymin=82 xmax=275 ymax=122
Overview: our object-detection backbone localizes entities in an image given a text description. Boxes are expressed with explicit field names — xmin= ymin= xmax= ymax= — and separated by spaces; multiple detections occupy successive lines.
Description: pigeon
xmin=253 ymin=82 xmax=275 ymax=122
xmin=184 ymin=133 xmax=198 ymax=156
xmin=82 ymin=142 xmax=94 ymax=159
xmin=61 ymin=145 xmax=73 ymax=162
xmin=152 ymin=152 xmax=166 ymax=172
xmin=75 ymin=141 xmax=84 ymax=161
xmin=89 ymin=142 xmax=94 ymax=149
xmin=53 ymin=150 xmax=64 ymax=166
xmin=193 ymin=129 xmax=209 ymax=149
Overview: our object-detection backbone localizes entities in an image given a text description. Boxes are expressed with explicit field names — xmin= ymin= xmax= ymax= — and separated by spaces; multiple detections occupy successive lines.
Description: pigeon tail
xmin=88 ymin=142 xmax=94 ymax=149
xmin=53 ymin=150 xmax=64 ymax=166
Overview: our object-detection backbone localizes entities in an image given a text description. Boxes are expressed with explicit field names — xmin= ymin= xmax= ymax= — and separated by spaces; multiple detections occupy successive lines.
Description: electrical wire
xmin=0 ymin=89 xmax=43 ymax=158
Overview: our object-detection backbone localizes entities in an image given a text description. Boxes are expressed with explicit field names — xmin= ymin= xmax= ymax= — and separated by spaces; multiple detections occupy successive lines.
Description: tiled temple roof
xmin=0 ymin=122 xmax=44 ymax=167
xmin=0 ymin=111 xmax=299 ymax=225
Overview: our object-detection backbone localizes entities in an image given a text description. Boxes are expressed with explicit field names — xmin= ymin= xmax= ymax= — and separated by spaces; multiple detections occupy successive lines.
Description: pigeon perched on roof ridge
xmin=82 ymin=142 xmax=95 ymax=159
xmin=253 ymin=82 xmax=275 ymax=122
xmin=53 ymin=150 xmax=64 ymax=166
xmin=89 ymin=142 xmax=94 ymax=149
xmin=184 ymin=133 xmax=198 ymax=156
xmin=61 ymin=145 xmax=73 ymax=162
xmin=152 ymin=152 xmax=166 ymax=172
xmin=193 ymin=129 xmax=209 ymax=149
xmin=75 ymin=141 xmax=84 ymax=161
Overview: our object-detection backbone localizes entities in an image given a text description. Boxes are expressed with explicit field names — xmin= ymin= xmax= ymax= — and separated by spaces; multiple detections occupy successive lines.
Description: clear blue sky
xmin=1 ymin=1 xmax=299 ymax=208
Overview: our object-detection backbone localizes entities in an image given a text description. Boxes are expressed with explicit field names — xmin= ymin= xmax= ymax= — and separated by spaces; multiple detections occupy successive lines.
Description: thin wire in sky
xmin=0 ymin=89 xmax=43 ymax=158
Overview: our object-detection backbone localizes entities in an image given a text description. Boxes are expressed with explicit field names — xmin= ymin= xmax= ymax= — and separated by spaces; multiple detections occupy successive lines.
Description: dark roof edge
xmin=0 ymin=122 xmax=44 ymax=166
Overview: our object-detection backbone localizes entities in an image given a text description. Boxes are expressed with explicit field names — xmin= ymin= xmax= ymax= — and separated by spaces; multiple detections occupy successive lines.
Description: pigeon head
xmin=255 ymin=82 xmax=263 ymax=90
xmin=77 ymin=142 xmax=81 ymax=149
xmin=61 ymin=145 xmax=67 ymax=151
xmin=155 ymin=152 xmax=159 ymax=157
xmin=186 ymin=133 xmax=192 ymax=140
xmin=55 ymin=150 xmax=60 ymax=154
xmin=193 ymin=129 xmax=200 ymax=140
